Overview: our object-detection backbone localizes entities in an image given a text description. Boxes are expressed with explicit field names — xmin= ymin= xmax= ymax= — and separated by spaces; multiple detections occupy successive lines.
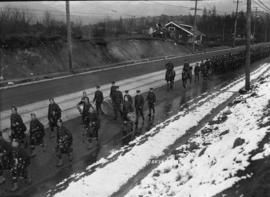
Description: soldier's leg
xmin=0 ymin=168 xmax=5 ymax=185
xmin=30 ymin=144 xmax=36 ymax=157
xmin=135 ymin=109 xmax=139 ymax=126
xmin=140 ymin=108 xmax=145 ymax=121
xmin=11 ymin=169 xmax=19 ymax=191
xmin=56 ymin=152 xmax=63 ymax=167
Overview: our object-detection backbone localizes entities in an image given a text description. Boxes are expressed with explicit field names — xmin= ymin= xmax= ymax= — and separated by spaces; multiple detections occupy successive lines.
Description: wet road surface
xmin=1 ymin=43 xmax=269 ymax=112
xmin=0 ymin=57 xmax=269 ymax=197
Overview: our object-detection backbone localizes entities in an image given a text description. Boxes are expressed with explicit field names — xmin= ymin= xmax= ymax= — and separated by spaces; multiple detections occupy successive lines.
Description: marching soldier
xmin=80 ymin=97 xmax=94 ymax=128
xmin=85 ymin=107 xmax=100 ymax=148
xmin=10 ymin=140 xmax=31 ymax=191
xmin=112 ymin=86 xmax=124 ymax=120
xmin=77 ymin=91 xmax=90 ymax=124
xmin=110 ymin=81 xmax=117 ymax=100
xmin=29 ymin=113 xmax=45 ymax=157
xmin=0 ymin=132 xmax=12 ymax=185
xmin=124 ymin=90 xmax=133 ymax=105
xmin=121 ymin=118 xmax=134 ymax=144
xmin=123 ymin=96 xmax=133 ymax=121
xmin=146 ymin=88 xmax=156 ymax=118
xmin=56 ymin=119 xmax=73 ymax=167
xmin=134 ymin=90 xmax=145 ymax=127
xmin=93 ymin=85 xmax=104 ymax=115
xmin=194 ymin=63 xmax=200 ymax=83
xmin=48 ymin=98 xmax=61 ymax=138
xmin=10 ymin=106 xmax=27 ymax=145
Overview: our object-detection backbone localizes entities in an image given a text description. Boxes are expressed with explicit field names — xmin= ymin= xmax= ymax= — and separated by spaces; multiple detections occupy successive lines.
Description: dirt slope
xmin=0 ymin=39 xmax=190 ymax=80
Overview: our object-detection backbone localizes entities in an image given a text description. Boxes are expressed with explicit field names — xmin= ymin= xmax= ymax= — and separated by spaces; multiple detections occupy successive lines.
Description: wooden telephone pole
xmin=66 ymin=0 xmax=73 ymax=73
xmin=233 ymin=0 xmax=240 ymax=47
xmin=245 ymin=0 xmax=251 ymax=90
xmin=192 ymin=0 xmax=198 ymax=53
xmin=253 ymin=7 xmax=258 ymax=39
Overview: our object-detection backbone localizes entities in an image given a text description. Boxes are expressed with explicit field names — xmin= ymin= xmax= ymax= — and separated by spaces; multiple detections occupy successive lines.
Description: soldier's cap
xmin=136 ymin=90 xmax=141 ymax=93
xmin=112 ymin=81 xmax=116 ymax=84
xmin=96 ymin=85 xmax=100 ymax=88
xmin=11 ymin=106 xmax=17 ymax=111
xmin=150 ymin=88 xmax=153 ymax=90
xmin=125 ymin=90 xmax=129 ymax=93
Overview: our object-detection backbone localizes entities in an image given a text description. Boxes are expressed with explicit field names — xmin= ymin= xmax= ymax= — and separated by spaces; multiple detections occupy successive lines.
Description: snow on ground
xmin=52 ymin=63 xmax=270 ymax=197
xmin=126 ymin=67 xmax=270 ymax=197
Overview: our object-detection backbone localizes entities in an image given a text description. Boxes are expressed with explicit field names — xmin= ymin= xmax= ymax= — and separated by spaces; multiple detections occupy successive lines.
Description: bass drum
xmin=102 ymin=100 xmax=114 ymax=117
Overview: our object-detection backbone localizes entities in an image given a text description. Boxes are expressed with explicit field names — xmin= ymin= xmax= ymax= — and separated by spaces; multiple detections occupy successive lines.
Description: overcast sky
xmin=0 ymin=1 xmax=269 ymax=24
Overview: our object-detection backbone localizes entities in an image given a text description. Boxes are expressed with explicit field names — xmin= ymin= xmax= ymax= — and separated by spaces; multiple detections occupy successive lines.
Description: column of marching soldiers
xmin=0 ymin=46 xmax=270 ymax=192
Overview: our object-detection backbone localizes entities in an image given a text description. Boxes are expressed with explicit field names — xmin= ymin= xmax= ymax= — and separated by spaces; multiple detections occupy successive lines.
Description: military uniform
xmin=0 ymin=138 xmax=12 ymax=184
xmin=135 ymin=92 xmax=145 ymax=125
xmin=121 ymin=120 xmax=134 ymax=144
xmin=56 ymin=125 xmax=73 ymax=166
xmin=146 ymin=90 xmax=156 ymax=117
xmin=85 ymin=111 xmax=100 ymax=143
xmin=10 ymin=114 xmax=27 ymax=144
xmin=124 ymin=92 xmax=133 ymax=105
xmin=123 ymin=100 xmax=133 ymax=121
xmin=29 ymin=118 xmax=45 ymax=156
xmin=10 ymin=146 xmax=31 ymax=190
xmin=93 ymin=89 xmax=104 ymax=115
xmin=110 ymin=84 xmax=117 ymax=100
xmin=48 ymin=103 xmax=61 ymax=132
xmin=194 ymin=64 xmax=200 ymax=82
xmin=112 ymin=89 xmax=123 ymax=120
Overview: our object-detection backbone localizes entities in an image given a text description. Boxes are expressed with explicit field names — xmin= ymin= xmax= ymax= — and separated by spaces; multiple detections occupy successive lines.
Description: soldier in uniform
xmin=110 ymin=81 xmax=117 ymax=100
xmin=85 ymin=107 xmax=100 ymax=148
xmin=10 ymin=106 xmax=27 ymax=145
xmin=77 ymin=91 xmax=90 ymax=124
xmin=121 ymin=118 xmax=134 ymax=144
xmin=146 ymin=88 xmax=156 ymax=118
xmin=29 ymin=113 xmax=45 ymax=157
xmin=112 ymin=86 xmax=124 ymax=120
xmin=0 ymin=132 xmax=12 ymax=185
xmin=48 ymin=98 xmax=61 ymax=138
xmin=56 ymin=119 xmax=73 ymax=167
xmin=124 ymin=90 xmax=133 ymax=105
xmin=134 ymin=90 xmax=145 ymax=127
xmin=123 ymin=96 xmax=134 ymax=121
xmin=10 ymin=140 xmax=31 ymax=191
xmin=80 ymin=97 xmax=94 ymax=128
xmin=194 ymin=63 xmax=201 ymax=83
xmin=93 ymin=85 xmax=104 ymax=115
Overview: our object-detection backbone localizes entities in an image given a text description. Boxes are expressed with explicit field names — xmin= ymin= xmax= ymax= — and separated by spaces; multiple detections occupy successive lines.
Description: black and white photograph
xmin=0 ymin=0 xmax=270 ymax=196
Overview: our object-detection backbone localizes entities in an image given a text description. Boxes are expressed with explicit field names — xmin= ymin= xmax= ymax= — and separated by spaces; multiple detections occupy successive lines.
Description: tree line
xmin=0 ymin=6 xmax=269 ymax=49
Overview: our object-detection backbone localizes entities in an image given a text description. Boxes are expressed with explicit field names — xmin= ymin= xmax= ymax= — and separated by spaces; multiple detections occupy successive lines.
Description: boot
xmin=56 ymin=157 xmax=63 ymax=167
xmin=10 ymin=182 xmax=18 ymax=192
xmin=0 ymin=176 xmax=6 ymax=185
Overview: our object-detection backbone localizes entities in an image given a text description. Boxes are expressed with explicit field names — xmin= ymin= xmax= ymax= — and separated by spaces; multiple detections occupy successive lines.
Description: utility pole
xmin=233 ymin=0 xmax=240 ymax=47
xmin=192 ymin=0 xmax=198 ymax=53
xmin=66 ymin=0 xmax=73 ymax=73
xmin=253 ymin=7 xmax=258 ymax=40
xmin=245 ymin=0 xmax=251 ymax=90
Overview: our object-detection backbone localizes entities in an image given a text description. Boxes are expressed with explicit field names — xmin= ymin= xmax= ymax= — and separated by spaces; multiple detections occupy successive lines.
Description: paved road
xmin=1 ymin=42 xmax=269 ymax=112
xmin=1 ymin=57 xmax=269 ymax=197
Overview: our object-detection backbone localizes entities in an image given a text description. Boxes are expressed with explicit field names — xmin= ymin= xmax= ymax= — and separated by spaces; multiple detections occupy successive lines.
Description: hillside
xmin=0 ymin=38 xmax=190 ymax=80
